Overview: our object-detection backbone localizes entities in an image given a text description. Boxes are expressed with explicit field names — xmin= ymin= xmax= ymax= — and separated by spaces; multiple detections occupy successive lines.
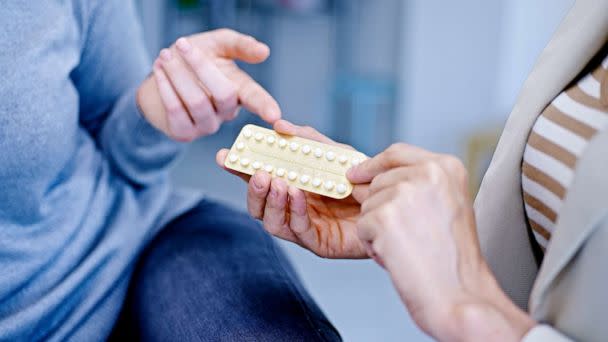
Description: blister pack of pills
xmin=224 ymin=124 xmax=367 ymax=199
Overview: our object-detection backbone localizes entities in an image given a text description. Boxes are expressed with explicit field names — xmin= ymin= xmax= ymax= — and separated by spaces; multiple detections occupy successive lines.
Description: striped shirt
xmin=522 ymin=52 xmax=608 ymax=253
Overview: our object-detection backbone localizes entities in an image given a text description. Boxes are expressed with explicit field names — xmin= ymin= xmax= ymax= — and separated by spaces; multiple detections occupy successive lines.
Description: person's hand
xmin=137 ymin=29 xmax=281 ymax=142
xmin=216 ymin=120 xmax=369 ymax=259
xmin=347 ymin=143 xmax=535 ymax=341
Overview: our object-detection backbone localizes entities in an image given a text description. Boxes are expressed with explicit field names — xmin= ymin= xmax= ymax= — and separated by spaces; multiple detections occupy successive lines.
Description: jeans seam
xmin=263 ymin=233 xmax=332 ymax=342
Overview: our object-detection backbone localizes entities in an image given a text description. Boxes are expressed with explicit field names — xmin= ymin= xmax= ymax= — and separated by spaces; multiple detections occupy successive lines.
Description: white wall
xmin=396 ymin=0 xmax=574 ymax=156
xmin=268 ymin=15 xmax=336 ymax=133
xmin=493 ymin=0 xmax=575 ymax=115
xmin=270 ymin=0 xmax=402 ymax=137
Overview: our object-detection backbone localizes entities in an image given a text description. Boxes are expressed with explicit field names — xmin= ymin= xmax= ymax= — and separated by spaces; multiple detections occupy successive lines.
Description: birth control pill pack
xmin=225 ymin=124 xmax=367 ymax=199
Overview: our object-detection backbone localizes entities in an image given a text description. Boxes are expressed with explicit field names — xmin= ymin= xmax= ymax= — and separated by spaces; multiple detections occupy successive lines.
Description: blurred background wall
xmin=135 ymin=1 xmax=574 ymax=340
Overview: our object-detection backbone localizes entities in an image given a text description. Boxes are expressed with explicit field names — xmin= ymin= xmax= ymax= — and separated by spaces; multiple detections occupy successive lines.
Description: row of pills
xmin=228 ymin=153 xmax=348 ymax=195
xmin=241 ymin=129 xmax=362 ymax=166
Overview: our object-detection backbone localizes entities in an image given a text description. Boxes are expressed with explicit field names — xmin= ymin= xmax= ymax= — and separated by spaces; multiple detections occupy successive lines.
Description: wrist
xmin=432 ymin=265 xmax=535 ymax=341
xmin=136 ymin=77 xmax=152 ymax=120
xmin=136 ymin=75 xmax=167 ymax=134
xmin=437 ymin=290 xmax=535 ymax=342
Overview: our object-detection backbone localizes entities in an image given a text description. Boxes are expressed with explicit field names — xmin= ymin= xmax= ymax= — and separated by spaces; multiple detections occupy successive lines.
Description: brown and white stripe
xmin=522 ymin=54 xmax=608 ymax=253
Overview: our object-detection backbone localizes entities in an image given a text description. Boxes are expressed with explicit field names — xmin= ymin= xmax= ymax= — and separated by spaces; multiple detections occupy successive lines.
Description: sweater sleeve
xmin=71 ymin=0 xmax=183 ymax=186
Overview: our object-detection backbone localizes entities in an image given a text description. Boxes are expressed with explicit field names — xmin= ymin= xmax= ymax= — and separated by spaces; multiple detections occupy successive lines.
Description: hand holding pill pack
xmin=224 ymin=124 xmax=367 ymax=199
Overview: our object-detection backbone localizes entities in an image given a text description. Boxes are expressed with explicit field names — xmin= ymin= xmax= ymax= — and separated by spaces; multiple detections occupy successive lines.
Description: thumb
xmin=212 ymin=29 xmax=270 ymax=64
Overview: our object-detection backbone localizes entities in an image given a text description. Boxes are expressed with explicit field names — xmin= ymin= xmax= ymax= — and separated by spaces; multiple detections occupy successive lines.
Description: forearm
xmin=73 ymin=0 xmax=185 ymax=185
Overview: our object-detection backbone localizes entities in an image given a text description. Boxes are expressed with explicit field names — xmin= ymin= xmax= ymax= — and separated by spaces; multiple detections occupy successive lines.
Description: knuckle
xmin=214 ymin=28 xmax=234 ymax=36
xmin=388 ymin=142 xmax=408 ymax=154
xmin=395 ymin=182 xmax=410 ymax=196
xmin=423 ymin=161 xmax=445 ymax=184
xmin=197 ymin=119 xmax=221 ymax=135
xmin=444 ymin=155 xmax=468 ymax=182
xmin=174 ymin=36 xmax=188 ymax=47
xmin=302 ymin=126 xmax=318 ymax=135
xmin=228 ymin=107 xmax=241 ymax=120
xmin=165 ymin=105 xmax=184 ymax=117
xmin=188 ymin=97 xmax=211 ymax=114
xmin=384 ymin=143 xmax=406 ymax=165
xmin=441 ymin=155 xmax=465 ymax=173
xmin=214 ymin=88 xmax=238 ymax=109
xmin=170 ymin=130 xmax=196 ymax=143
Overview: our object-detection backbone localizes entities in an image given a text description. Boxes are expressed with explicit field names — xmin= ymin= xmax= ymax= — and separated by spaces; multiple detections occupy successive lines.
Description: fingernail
xmin=160 ymin=49 xmax=172 ymax=61
xmin=176 ymin=38 xmax=191 ymax=53
xmin=257 ymin=42 xmax=270 ymax=54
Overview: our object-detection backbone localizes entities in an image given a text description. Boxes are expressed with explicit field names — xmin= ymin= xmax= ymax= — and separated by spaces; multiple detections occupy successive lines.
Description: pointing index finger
xmin=212 ymin=29 xmax=270 ymax=64
xmin=236 ymin=71 xmax=282 ymax=123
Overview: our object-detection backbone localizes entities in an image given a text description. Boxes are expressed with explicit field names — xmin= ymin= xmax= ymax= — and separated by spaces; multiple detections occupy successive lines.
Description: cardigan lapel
xmin=475 ymin=0 xmax=608 ymax=310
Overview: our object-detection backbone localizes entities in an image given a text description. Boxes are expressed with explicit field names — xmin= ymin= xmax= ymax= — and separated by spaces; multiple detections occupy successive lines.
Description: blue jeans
xmin=109 ymin=199 xmax=340 ymax=341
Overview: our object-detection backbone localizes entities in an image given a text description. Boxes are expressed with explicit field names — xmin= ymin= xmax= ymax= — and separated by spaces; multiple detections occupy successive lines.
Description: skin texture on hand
xmin=137 ymin=29 xmax=281 ymax=142
xmin=218 ymin=123 xmax=535 ymax=340
xmin=216 ymin=120 xmax=369 ymax=259
xmin=348 ymin=143 xmax=536 ymax=341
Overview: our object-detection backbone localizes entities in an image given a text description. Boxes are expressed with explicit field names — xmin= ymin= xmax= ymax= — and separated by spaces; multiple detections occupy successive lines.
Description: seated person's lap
xmin=110 ymin=199 xmax=340 ymax=341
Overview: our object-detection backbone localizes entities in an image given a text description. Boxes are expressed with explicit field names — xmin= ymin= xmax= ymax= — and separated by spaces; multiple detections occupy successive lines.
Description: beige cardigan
xmin=475 ymin=0 xmax=608 ymax=340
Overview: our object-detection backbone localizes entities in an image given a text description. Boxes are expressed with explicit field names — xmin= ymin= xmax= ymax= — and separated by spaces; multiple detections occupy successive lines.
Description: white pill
xmin=266 ymin=135 xmax=276 ymax=144
xmin=254 ymin=133 xmax=264 ymax=141
xmin=302 ymin=145 xmax=312 ymax=154
xmin=336 ymin=184 xmax=347 ymax=194
xmin=236 ymin=142 xmax=245 ymax=151
xmin=288 ymin=171 xmax=298 ymax=181
xmin=300 ymin=175 xmax=310 ymax=184
xmin=278 ymin=139 xmax=287 ymax=148
xmin=228 ymin=154 xmax=238 ymax=163
xmin=243 ymin=129 xmax=252 ymax=138
xmin=289 ymin=142 xmax=299 ymax=152
xmin=323 ymin=180 xmax=335 ymax=191
xmin=326 ymin=151 xmax=336 ymax=161
xmin=314 ymin=148 xmax=324 ymax=158
xmin=351 ymin=158 xmax=361 ymax=166
xmin=252 ymin=161 xmax=262 ymax=170
xmin=338 ymin=155 xmax=348 ymax=164
xmin=312 ymin=178 xmax=322 ymax=187
xmin=276 ymin=168 xmax=286 ymax=177
xmin=240 ymin=158 xmax=250 ymax=166
xmin=264 ymin=164 xmax=274 ymax=173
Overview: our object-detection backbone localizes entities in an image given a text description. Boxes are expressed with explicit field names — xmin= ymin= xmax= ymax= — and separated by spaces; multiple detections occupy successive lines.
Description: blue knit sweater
xmin=0 ymin=1 xmax=200 ymax=340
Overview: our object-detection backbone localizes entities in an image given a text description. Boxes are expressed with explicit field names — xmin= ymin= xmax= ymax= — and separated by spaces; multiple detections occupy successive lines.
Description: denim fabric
xmin=110 ymin=199 xmax=341 ymax=341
